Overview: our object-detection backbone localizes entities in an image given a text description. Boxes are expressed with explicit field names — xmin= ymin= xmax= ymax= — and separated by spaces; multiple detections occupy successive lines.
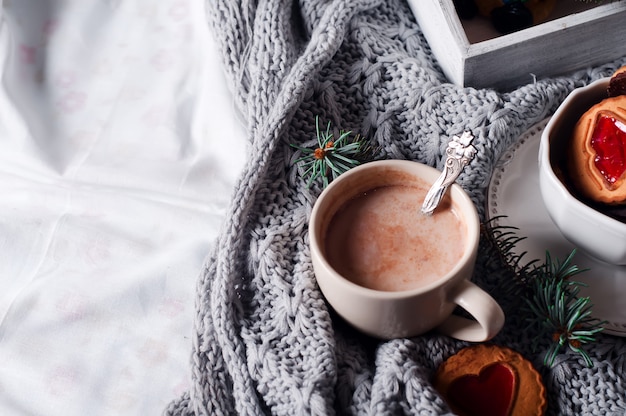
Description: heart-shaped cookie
xmin=448 ymin=362 xmax=516 ymax=416
xmin=432 ymin=345 xmax=546 ymax=416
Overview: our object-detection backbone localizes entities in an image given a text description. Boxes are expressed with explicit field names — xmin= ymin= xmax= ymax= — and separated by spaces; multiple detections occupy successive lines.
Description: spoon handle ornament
xmin=421 ymin=131 xmax=477 ymax=215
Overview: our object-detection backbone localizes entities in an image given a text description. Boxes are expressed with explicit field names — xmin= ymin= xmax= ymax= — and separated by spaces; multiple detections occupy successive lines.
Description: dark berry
xmin=491 ymin=3 xmax=533 ymax=34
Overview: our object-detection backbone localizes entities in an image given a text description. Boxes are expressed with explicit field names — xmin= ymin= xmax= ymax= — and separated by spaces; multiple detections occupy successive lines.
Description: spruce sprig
xmin=483 ymin=219 xmax=605 ymax=368
xmin=291 ymin=116 xmax=375 ymax=188
xmin=525 ymin=251 xmax=605 ymax=367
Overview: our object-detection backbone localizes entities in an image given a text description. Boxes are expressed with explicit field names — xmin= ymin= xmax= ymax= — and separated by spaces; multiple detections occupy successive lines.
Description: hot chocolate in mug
xmin=309 ymin=160 xmax=505 ymax=341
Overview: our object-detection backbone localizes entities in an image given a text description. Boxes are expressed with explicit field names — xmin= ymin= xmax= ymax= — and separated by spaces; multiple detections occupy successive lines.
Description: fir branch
xmin=481 ymin=218 xmax=539 ymax=294
xmin=483 ymin=218 xmax=606 ymax=368
xmin=291 ymin=116 xmax=377 ymax=188
xmin=525 ymin=252 xmax=605 ymax=367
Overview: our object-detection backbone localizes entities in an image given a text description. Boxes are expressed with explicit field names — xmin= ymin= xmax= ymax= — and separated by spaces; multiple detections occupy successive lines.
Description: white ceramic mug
xmin=309 ymin=160 xmax=505 ymax=341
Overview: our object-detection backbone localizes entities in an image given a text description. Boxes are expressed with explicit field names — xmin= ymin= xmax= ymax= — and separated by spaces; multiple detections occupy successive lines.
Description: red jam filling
xmin=448 ymin=362 xmax=516 ymax=416
xmin=591 ymin=113 xmax=626 ymax=187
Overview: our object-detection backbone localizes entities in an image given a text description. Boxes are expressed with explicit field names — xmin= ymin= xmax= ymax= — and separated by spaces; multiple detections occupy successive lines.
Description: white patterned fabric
xmin=0 ymin=1 xmax=246 ymax=414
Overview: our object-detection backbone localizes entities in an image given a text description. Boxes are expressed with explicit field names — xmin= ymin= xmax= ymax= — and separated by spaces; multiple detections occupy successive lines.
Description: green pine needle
xmin=483 ymin=218 xmax=605 ymax=368
xmin=291 ymin=116 xmax=376 ymax=188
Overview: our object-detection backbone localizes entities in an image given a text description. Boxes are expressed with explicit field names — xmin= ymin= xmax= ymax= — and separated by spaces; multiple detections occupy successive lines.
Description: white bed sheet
xmin=0 ymin=1 xmax=247 ymax=414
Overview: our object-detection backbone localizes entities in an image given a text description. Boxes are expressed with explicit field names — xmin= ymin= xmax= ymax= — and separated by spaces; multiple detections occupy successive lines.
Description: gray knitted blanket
xmin=165 ymin=1 xmax=626 ymax=414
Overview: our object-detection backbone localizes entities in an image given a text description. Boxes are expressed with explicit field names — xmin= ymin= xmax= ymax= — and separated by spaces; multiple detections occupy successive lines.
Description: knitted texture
xmin=165 ymin=0 xmax=626 ymax=414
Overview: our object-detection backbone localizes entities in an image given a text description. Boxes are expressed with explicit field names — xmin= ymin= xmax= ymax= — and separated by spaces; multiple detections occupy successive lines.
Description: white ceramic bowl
xmin=539 ymin=77 xmax=626 ymax=265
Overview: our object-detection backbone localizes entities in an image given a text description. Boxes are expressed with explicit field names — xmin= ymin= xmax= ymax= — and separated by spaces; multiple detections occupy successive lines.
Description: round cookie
xmin=433 ymin=344 xmax=546 ymax=416
xmin=568 ymin=95 xmax=626 ymax=204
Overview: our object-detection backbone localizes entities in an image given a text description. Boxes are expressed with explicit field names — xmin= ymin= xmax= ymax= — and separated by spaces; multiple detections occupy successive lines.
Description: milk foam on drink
xmin=324 ymin=182 xmax=467 ymax=292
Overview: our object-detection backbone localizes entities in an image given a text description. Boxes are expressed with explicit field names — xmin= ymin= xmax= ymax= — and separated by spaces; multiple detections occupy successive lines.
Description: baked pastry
xmin=433 ymin=344 xmax=546 ymax=416
xmin=607 ymin=66 xmax=626 ymax=97
xmin=568 ymin=76 xmax=626 ymax=204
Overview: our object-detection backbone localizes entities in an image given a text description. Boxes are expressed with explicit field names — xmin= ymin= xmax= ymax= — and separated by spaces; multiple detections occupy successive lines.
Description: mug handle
xmin=437 ymin=279 xmax=505 ymax=342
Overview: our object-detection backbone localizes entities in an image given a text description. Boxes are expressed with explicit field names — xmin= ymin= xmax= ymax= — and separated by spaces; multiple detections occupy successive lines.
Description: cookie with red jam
xmin=433 ymin=344 xmax=546 ymax=416
xmin=568 ymin=70 xmax=626 ymax=204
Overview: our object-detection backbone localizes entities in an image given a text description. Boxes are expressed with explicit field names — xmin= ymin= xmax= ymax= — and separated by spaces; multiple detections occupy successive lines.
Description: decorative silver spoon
xmin=421 ymin=131 xmax=477 ymax=215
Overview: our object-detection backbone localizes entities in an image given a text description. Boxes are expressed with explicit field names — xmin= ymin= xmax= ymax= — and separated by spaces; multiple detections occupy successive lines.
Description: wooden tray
xmin=408 ymin=0 xmax=626 ymax=90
